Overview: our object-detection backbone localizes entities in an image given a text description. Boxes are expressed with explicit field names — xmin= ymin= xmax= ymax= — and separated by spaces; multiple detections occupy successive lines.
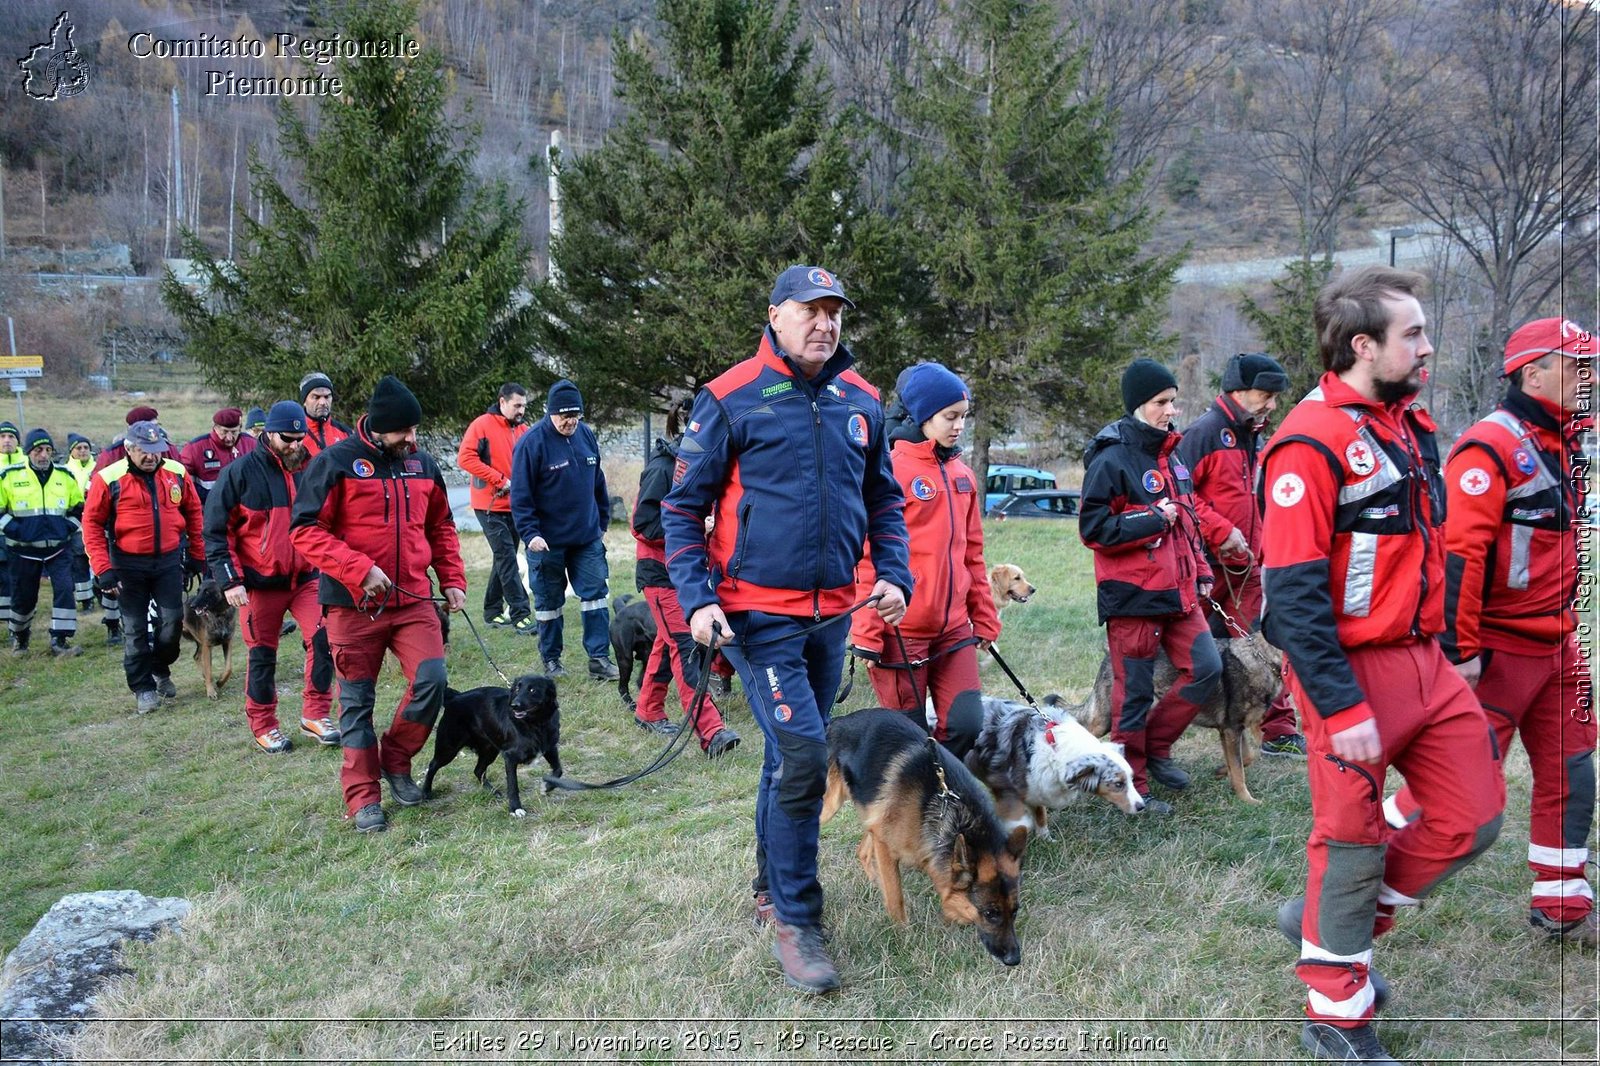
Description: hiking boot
xmin=280 ymin=617 xmax=298 ymax=636
xmin=706 ymin=728 xmax=741 ymax=759
xmin=543 ymin=659 xmax=566 ymax=678
xmin=382 ymin=771 xmax=427 ymax=807
xmin=78 ymin=598 xmax=94 ymax=613
xmin=105 ymin=624 xmax=122 ymax=647
xmin=49 ymin=636 xmax=84 ymax=658
xmin=487 ymin=612 xmax=514 ymax=627
xmin=1278 ymin=898 xmax=1390 ymax=1011
xmin=300 ymin=716 xmax=342 ymax=746
xmin=753 ymin=890 xmax=775 ymax=929
xmin=1263 ymin=733 xmax=1308 ymax=758
xmin=9 ymin=632 xmax=28 ymax=657
xmin=135 ymin=689 xmax=161 ymax=715
xmin=254 ymin=728 xmax=293 ymax=755
xmin=1530 ymin=908 xmax=1599 ymax=947
xmin=514 ymin=616 xmax=537 ymax=634
xmin=154 ymin=674 xmax=178 ymax=699
xmin=636 ymin=716 xmax=680 ymax=737
xmin=1146 ymin=756 xmax=1190 ymax=790
xmin=353 ymin=802 xmax=387 ymax=833
xmin=1300 ymin=1021 xmax=1402 ymax=1063
xmin=709 ymin=674 xmax=734 ymax=699
xmin=770 ymin=921 xmax=840 ymax=995
xmin=589 ymin=656 xmax=620 ymax=682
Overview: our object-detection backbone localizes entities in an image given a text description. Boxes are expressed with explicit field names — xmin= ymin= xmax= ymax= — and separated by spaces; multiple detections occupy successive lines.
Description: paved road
xmin=447 ymin=484 xmax=479 ymax=533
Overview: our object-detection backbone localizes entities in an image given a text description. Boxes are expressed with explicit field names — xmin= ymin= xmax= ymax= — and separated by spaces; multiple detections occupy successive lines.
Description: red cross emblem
xmin=1459 ymin=468 xmax=1492 ymax=496
xmin=1271 ymin=472 xmax=1305 ymax=506
xmin=1345 ymin=440 xmax=1376 ymax=477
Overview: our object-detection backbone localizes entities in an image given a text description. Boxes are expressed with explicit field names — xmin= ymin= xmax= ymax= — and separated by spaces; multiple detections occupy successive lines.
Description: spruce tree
xmin=891 ymin=0 xmax=1181 ymax=469
xmin=533 ymin=0 xmax=902 ymax=418
xmin=161 ymin=0 xmax=537 ymax=428
xmin=1238 ymin=257 xmax=1336 ymax=402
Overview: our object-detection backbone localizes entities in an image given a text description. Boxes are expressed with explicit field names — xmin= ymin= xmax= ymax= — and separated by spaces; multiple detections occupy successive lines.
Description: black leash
xmin=986 ymin=643 xmax=1041 ymax=709
xmin=379 ymin=582 xmax=512 ymax=686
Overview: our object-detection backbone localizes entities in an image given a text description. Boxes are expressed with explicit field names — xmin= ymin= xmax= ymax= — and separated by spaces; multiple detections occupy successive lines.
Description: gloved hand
xmin=94 ymin=569 xmax=120 ymax=595
xmin=184 ymin=555 xmax=206 ymax=579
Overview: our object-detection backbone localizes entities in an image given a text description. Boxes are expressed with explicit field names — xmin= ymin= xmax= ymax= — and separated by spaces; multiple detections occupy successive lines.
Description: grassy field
xmin=1 ymin=520 xmax=1592 ymax=1064
xmin=5 ymin=387 xmax=229 ymax=452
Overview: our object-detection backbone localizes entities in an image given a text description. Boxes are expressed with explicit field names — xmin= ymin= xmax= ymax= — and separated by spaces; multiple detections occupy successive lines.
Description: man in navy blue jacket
xmin=662 ymin=264 xmax=912 ymax=995
xmin=510 ymin=379 xmax=619 ymax=680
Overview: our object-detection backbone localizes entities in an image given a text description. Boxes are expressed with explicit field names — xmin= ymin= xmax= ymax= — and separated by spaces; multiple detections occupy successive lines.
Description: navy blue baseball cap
xmin=769 ymin=265 xmax=855 ymax=310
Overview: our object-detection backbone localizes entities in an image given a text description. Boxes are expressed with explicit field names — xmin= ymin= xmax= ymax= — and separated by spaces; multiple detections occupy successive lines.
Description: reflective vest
xmin=0 ymin=462 xmax=84 ymax=554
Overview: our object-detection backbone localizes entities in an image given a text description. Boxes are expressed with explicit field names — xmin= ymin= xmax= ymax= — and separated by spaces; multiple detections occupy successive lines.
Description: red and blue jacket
xmin=1175 ymin=393 xmax=1265 ymax=569
xmin=662 ymin=328 xmax=913 ymax=620
xmin=203 ymin=442 xmax=314 ymax=591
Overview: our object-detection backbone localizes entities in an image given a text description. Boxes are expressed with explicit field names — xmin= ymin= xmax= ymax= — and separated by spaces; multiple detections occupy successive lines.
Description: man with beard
xmin=297 ymin=372 xmax=351 ymax=458
xmin=0 ymin=429 xmax=85 ymax=657
xmin=457 ymin=383 xmax=533 ymax=632
xmin=291 ymin=376 xmax=466 ymax=832
xmin=85 ymin=421 xmax=206 ymax=713
xmin=1261 ymin=266 xmax=1504 ymax=1063
xmin=205 ymin=401 xmax=337 ymax=755
xmin=179 ymin=407 xmax=255 ymax=502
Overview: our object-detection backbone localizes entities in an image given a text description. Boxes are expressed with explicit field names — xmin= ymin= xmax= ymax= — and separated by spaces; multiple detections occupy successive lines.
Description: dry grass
xmin=1 ymin=522 xmax=1591 ymax=1064
xmin=9 ymin=386 xmax=228 ymax=451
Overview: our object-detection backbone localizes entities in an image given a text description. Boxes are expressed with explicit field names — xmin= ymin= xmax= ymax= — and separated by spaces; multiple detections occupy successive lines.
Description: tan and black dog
xmin=182 ymin=579 xmax=235 ymax=700
xmin=821 ymin=709 xmax=1026 ymax=965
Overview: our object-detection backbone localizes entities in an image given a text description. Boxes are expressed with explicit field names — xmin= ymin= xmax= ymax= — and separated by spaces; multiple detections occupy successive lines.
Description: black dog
xmin=422 ymin=674 xmax=561 ymax=817
xmin=182 ymin=579 xmax=236 ymax=700
xmin=610 ymin=595 xmax=669 ymax=709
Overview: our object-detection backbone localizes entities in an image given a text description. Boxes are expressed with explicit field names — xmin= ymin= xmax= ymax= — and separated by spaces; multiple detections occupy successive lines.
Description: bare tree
xmin=1390 ymin=0 xmax=1598 ymax=401
xmin=1239 ymin=0 xmax=1438 ymax=260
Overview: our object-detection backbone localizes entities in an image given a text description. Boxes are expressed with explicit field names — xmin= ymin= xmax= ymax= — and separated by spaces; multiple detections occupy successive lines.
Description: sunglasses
xmin=275 ymin=433 xmax=306 ymax=443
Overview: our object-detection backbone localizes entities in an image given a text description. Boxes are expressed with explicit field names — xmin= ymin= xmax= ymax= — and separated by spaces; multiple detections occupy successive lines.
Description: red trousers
xmin=1386 ymin=636 xmax=1595 ymax=923
xmin=1107 ymin=608 xmax=1222 ymax=792
xmin=324 ymin=599 xmax=448 ymax=815
xmin=240 ymin=579 xmax=332 ymax=736
xmin=1207 ymin=562 xmax=1297 ymax=742
xmin=1290 ymin=640 xmax=1503 ymax=1027
xmin=636 ymin=585 xmax=727 ymax=746
xmin=867 ymin=624 xmax=983 ymax=750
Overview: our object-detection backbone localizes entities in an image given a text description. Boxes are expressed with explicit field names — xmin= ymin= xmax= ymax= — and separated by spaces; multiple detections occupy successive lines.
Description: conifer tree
xmin=161 ymin=0 xmax=537 ymax=427
xmin=891 ymin=0 xmax=1180 ymax=468
xmin=532 ymin=0 xmax=905 ymax=418
xmin=1238 ymin=257 xmax=1336 ymax=402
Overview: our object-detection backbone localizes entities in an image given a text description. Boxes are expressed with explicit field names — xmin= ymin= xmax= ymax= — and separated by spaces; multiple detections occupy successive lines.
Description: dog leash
xmin=381 ymin=582 xmax=512 ymax=686
xmin=986 ymin=644 xmax=1041 ymax=709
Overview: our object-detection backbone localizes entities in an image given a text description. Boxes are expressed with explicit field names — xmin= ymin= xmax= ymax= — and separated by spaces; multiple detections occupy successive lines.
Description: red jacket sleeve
xmin=456 ymin=415 xmax=507 ymax=491
xmin=1440 ymin=443 xmax=1505 ymax=662
xmin=180 ymin=472 xmax=204 ymax=561
xmin=427 ymin=471 xmax=467 ymax=592
xmin=83 ymin=476 xmax=112 ymax=575
xmin=1189 ymin=450 xmax=1237 ymax=552
xmin=289 ymin=464 xmax=375 ymax=597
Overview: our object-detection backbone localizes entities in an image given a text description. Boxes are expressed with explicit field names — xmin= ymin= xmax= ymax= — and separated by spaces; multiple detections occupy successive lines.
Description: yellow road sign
xmin=0 ymin=355 xmax=43 ymax=369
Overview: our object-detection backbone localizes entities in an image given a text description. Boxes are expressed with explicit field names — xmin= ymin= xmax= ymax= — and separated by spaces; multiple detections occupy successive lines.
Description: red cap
xmin=1503 ymin=317 xmax=1596 ymax=376
xmin=212 ymin=407 xmax=243 ymax=428
xmin=125 ymin=405 xmax=159 ymax=425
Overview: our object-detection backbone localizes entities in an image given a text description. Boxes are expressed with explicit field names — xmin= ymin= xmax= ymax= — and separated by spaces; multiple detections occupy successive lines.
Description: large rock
xmin=0 ymin=890 xmax=190 ymax=1065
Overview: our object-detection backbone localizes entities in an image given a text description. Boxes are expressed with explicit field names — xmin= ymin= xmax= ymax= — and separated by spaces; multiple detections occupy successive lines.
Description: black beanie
xmin=547 ymin=379 xmax=584 ymax=416
xmin=1121 ymin=358 xmax=1178 ymax=414
xmin=366 ymin=375 xmax=423 ymax=433
xmin=1221 ymin=353 xmax=1289 ymax=394
xmin=299 ymin=371 xmax=334 ymax=404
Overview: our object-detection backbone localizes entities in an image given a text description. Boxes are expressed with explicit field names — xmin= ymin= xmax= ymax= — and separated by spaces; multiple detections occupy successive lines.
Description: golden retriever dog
xmin=988 ymin=563 xmax=1035 ymax=615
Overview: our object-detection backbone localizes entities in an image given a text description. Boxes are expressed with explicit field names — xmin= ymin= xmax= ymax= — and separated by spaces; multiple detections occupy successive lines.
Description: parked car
xmin=986 ymin=488 xmax=1081 ymax=520
xmin=984 ymin=464 xmax=1057 ymax=511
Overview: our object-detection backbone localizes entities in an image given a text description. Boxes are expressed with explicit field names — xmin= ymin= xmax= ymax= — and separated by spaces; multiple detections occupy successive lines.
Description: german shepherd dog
xmin=609 ymin=594 xmax=671 ymax=710
xmin=182 ymin=579 xmax=236 ymax=700
xmin=423 ymin=674 xmax=561 ymax=817
xmin=821 ymin=709 xmax=1026 ymax=965
xmin=965 ymin=696 xmax=1144 ymax=838
xmin=1084 ymin=635 xmax=1283 ymax=804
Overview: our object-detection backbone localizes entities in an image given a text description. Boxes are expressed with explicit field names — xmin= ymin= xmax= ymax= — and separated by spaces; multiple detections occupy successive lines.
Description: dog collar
xmin=1044 ymin=722 xmax=1057 ymax=747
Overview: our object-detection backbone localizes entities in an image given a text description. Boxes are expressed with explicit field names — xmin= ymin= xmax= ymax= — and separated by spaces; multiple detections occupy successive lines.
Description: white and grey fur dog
xmin=964 ymin=695 xmax=1145 ymax=837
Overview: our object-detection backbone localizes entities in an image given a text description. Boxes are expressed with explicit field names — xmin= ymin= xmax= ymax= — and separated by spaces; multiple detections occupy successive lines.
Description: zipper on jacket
xmin=730 ymin=499 xmax=754 ymax=589
xmin=939 ymin=456 xmax=958 ymax=634
xmin=811 ymin=398 xmax=827 ymax=620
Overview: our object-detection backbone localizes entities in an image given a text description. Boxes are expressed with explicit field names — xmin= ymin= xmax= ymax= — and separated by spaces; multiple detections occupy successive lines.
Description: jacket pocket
xmin=729 ymin=500 xmax=754 ymax=585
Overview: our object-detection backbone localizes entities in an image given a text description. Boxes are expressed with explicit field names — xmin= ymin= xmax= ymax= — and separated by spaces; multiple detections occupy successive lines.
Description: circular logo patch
xmin=1459 ymin=467 xmax=1492 ymax=496
xmin=774 ymin=704 xmax=792 ymax=723
xmin=1512 ymin=448 xmax=1537 ymax=476
xmin=1345 ymin=440 xmax=1376 ymax=477
xmin=910 ymin=475 xmax=937 ymax=501
xmin=1220 ymin=428 xmax=1236 ymax=448
xmin=1142 ymin=470 xmax=1165 ymax=494
xmin=807 ymin=268 xmax=834 ymax=289
xmin=352 ymin=458 xmax=375 ymax=478
xmin=847 ymin=413 xmax=869 ymax=447
xmin=1271 ymin=473 xmax=1306 ymax=507
xmin=168 ymin=483 xmax=183 ymax=504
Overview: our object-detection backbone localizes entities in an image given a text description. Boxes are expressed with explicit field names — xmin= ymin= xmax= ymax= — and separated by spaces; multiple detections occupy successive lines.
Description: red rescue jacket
xmin=850 ymin=435 xmax=1001 ymax=652
xmin=83 ymin=457 xmax=205 ymax=573
xmin=1260 ymin=372 xmax=1447 ymax=732
xmin=302 ymin=416 xmax=351 ymax=459
xmin=203 ymin=442 xmax=314 ymax=590
xmin=1442 ymin=387 xmax=1579 ymax=660
xmin=289 ymin=416 xmax=466 ymax=607
xmin=1176 ymin=393 xmax=1265 ymax=568
xmin=457 ymin=407 xmax=527 ymax=513
xmin=179 ymin=430 xmax=254 ymax=497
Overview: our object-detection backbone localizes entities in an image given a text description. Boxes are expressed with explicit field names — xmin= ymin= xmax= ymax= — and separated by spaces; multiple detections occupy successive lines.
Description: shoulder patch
xmin=909 ymin=475 xmax=937 ymax=501
xmin=1344 ymin=440 xmax=1376 ymax=478
xmin=847 ymin=413 xmax=869 ymax=447
xmin=1270 ymin=472 xmax=1306 ymax=508
xmin=1511 ymin=448 xmax=1536 ymax=476
xmin=1458 ymin=467 xmax=1492 ymax=496
xmin=1220 ymin=427 xmax=1236 ymax=448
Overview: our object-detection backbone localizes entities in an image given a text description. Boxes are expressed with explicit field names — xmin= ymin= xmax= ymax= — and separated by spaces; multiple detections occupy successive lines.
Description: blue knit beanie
xmin=899 ymin=363 xmax=970 ymax=426
xmin=547 ymin=379 xmax=584 ymax=416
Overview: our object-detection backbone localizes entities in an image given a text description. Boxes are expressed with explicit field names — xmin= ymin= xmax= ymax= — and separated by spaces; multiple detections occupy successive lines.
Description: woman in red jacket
xmin=850 ymin=363 xmax=1000 ymax=758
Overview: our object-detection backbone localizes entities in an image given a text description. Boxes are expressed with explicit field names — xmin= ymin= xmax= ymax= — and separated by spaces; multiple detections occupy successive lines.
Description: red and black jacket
xmin=1442 ymin=386 xmax=1580 ymax=660
xmin=1175 ymin=393 xmax=1264 ymax=569
xmin=83 ymin=457 xmax=204 ymax=574
xmin=203 ymin=443 xmax=314 ymax=591
xmin=289 ymin=416 xmax=466 ymax=607
xmin=179 ymin=430 xmax=255 ymax=500
xmin=631 ymin=435 xmax=679 ymax=591
xmin=1080 ymin=416 xmax=1213 ymax=624
xmin=458 ymin=406 xmax=527 ymax=513
xmin=302 ymin=416 xmax=351 ymax=459
xmin=1260 ymin=373 xmax=1447 ymax=731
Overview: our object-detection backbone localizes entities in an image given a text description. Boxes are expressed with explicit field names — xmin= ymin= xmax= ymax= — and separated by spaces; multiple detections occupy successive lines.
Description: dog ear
xmin=950 ymin=835 xmax=975 ymax=890
xmin=1069 ymin=761 xmax=1100 ymax=787
xmin=1005 ymin=825 xmax=1028 ymax=861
